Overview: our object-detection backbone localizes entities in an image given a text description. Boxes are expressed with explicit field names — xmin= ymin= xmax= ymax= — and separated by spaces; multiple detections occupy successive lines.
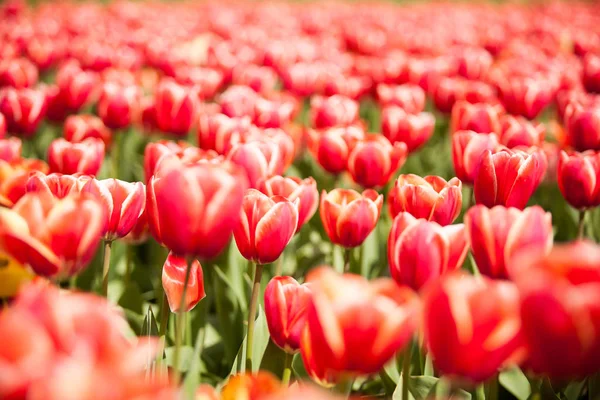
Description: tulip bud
xmin=310 ymin=95 xmax=359 ymax=129
xmin=452 ymin=131 xmax=500 ymax=184
xmin=63 ymin=115 xmax=112 ymax=147
xmin=264 ymin=276 xmax=312 ymax=353
xmin=0 ymin=192 xmax=106 ymax=277
xmin=0 ymin=137 xmax=21 ymax=162
xmin=98 ymin=83 xmax=141 ymax=130
xmin=583 ymin=53 xmax=600 ymax=94
xmin=498 ymin=115 xmax=545 ymax=148
xmin=423 ymin=272 xmax=525 ymax=383
xmin=465 ymin=205 xmax=553 ymax=280
xmin=233 ymin=189 xmax=298 ymax=264
xmin=0 ymin=87 xmax=47 ymax=137
xmin=47 ymin=138 xmax=105 ymax=176
xmin=496 ymin=75 xmax=555 ymax=120
xmin=26 ymin=172 xmax=90 ymax=199
xmin=557 ymin=150 xmax=600 ymax=210
xmin=82 ymin=178 xmax=146 ymax=241
xmin=564 ymin=103 xmax=600 ymax=152
xmin=218 ymin=85 xmax=259 ymax=119
xmin=227 ymin=139 xmax=285 ymax=188
xmin=450 ymin=101 xmax=503 ymax=135
xmin=154 ymin=78 xmax=197 ymax=136
xmin=0 ymin=58 xmax=38 ymax=89
xmin=513 ymin=241 xmax=600 ymax=379
xmin=301 ymin=267 xmax=419 ymax=383
xmin=147 ymin=161 xmax=248 ymax=259
xmin=258 ymin=175 xmax=318 ymax=232
xmin=376 ymin=83 xmax=426 ymax=114
xmin=388 ymin=212 xmax=468 ymax=291
xmin=388 ymin=174 xmax=462 ymax=225
xmin=0 ymin=158 xmax=49 ymax=207
xmin=162 ymin=252 xmax=206 ymax=313
xmin=320 ymin=188 xmax=382 ymax=248
xmin=381 ymin=106 xmax=435 ymax=152
xmin=474 ymin=148 xmax=546 ymax=209
xmin=307 ymin=125 xmax=365 ymax=175
xmin=347 ymin=135 xmax=407 ymax=188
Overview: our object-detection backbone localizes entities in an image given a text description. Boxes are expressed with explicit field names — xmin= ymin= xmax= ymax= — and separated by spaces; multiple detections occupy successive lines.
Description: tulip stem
xmin=156 ymin=292 xmax=169 ymax=374
xmin=282 ymin=352 xmax=293 ymax=386
xmin=112 ymin=131 xmax=121 ymax=179
xmin=172 ymin=256 xmax=194 ymax=385
xmin=343 ymin=247 xmax=352 ymax=273
xmin=101 ymin=240 xmax=113 ymax=297
xmin=485 ymin=375 xmax=499 ymax=400
xmin=402 ymin=346 xmax=412 ymax=400
xmin=246 ymin=262 xmax=264 ymax=373
xmin=275 ymin=254 xmax=284 ymax=276
xmin=578 ymin=210 xmax=587 ymax=239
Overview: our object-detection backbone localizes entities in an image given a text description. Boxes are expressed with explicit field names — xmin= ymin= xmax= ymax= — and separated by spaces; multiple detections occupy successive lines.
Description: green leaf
xmin=183 ymin=327 xmax=207 ymax=400
xmin=229 ymin=305 xmax=270 ymax=375
xmin=588 ymin=373 xmax=600 ymax=400
xmin=141 ymin=306 xmax=159 ymax=338
xmin=537 ymin=377 xmax=560 ymax=400
xmin=383 ymin=358 xmax=400 ymax=384
xmin=292 ymin=353 xmax=309 ymax=379
xmin=499 ymin=367 xmax=531 ymax=400
xmin=165 ymin=346 xmax=195 ymax=373
xmin=360 ymin=229 xmax=379 ymax=278
xmin=564 ymin=379 xmax=586 ymax=400
xmin=212 ymin=266 xmax=244 ymax=367
xmin=393 ymin=376 xmax=471 ymax=400
xmin=118 ymin=282 xmax=145 ymax=315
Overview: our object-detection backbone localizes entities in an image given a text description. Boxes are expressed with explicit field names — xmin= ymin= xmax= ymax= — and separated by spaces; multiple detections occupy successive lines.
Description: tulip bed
xmin=1 ymin=0 xmax=600 ymax=399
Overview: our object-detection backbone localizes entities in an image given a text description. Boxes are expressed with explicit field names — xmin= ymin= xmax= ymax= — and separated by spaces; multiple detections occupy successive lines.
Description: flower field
xmin=1 ymin=0 xmax=600 ymax=399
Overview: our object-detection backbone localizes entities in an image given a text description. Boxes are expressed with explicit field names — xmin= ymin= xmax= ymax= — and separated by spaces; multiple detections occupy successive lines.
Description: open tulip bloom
xmin=2 ymin=1 xmax=600 ymax=399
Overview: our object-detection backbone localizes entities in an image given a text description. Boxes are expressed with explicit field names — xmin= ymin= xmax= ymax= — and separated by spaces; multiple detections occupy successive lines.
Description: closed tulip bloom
xmin=513 ymin=241 xmax=600 ymax=379
xmin=147 ymin=161 xmax=248 ymax=259
xmin=498 ymin=115 xmax=545 ymax=148
xmin=301 ymin=267 xmax=419 ymax=383
xmin=496 ymin=76 xmax=555 ymax=120
xmin=583 ymin=53 xmax=600 ymax=94
xmin=557 ymin=151 xmax=600 ymax=209
xmin=97 ymin=83 xmax=140 ymax=130
xmin=0 ymin=137 xmax=21 ymax=162
xmin=0 ymin=58 xmax=38 ymax=89
xmin=564 ymin=103 xmax=600 ymax=151
xmin=376 ymin=83 xmax=426 ymax=114
xmin=26 ymin=172 xmax=90 ymax=199
xmin=388 ymin=174 xmax=462 ymax=225
xmin=0 ymin=87 xmax=47 ymax=137
xmin=227 ymin=139 xmax=285 ymax=188
xmin=452 ymin=131 xmax=500 ymax=184
xmin=143 ymin=140 xmax=190 ymax=181
xmin=233 ymin=189 xmax=298 ymax=264
xmin=162 ymin=252 xmax=206 ymax=313
xmin=381 ymin=106 xmax=435 ymax=152
xmin=82 ymin=179 xmax=146 ymax=241
xmin=310 ymin=95 xmax=359 ymax=129
xmin=154 ymin=78 xmax=197 ymax=136
xmin=307 ymin=125 xmax=365 ymax=175
xmin=63 ymin=115 xmax=112 ymax=147
xmin=264 ymin=276 xmax=312 ymax=353
xmin=0 ymin=158 xmax=49 ymax=207
xmin=54 ymin=60 xmax=99 ymax=112
xmin=465 ymin=205 xmax=553 ymax=280
xmin=47 ymin=138 xmax=105 ymax=176
xmin=474 ymin=148 xmax=547 ymax=209
xmin=347 ymin=135 xmax=407 ymax=188
xmin=258 ymin=175 xmax=318 ymax=232
xmin=320 ymin=188 xmax=383 ymax=248
xmin=0 ymin=192 xmax=105 ymax=277
xmin=423 ymin=272 xmax=525 ymax=383
xmin=388 ymin=212 xmax=468 ymax=291
xmin=450 ymin=101 xmax=503 ymax=135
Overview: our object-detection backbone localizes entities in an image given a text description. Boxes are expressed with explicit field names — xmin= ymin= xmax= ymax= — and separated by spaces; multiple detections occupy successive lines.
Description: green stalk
xmin=343 ymin=247 xmax=352 ymax=273
xmin=485 ymin=375 xmax=499 ymax=400
xmin=281 ymin=352 xmax=293 ymax=386
xmin=172 ymin=256 xmax=194 ymax=385
xmin=101 ymin=240 xmax=113 ymax=297
xmin=578 ymin=210 xmax=587 ymax=239
xmin=245 ymin=262 xmax=264 ymax=372
xmin=402 ymin=346 xmax=412 ymax=400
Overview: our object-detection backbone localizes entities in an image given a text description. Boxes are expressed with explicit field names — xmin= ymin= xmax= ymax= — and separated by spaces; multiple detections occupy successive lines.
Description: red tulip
xmin=498 ymin=115 xmax=545 ymax=148
xmin=320 ymin=188 xmax=383 ymax=248
xmin=143 ymin=140 xmax=190 ymax=182
xmin=25 ymin=35 xmax=66 ymax=71
xmin=496 ymin=75 xmax=555 ymax=120
xmin=513 ymin=241 xmax=600 ymax=379
xmin=254 ymin=127 xmax=296 ymax=171
xmin=474 ymin=148 xmax=546 ymax=209
xmin=381 ymin=106 xmax=435 ymax=152
xmin=423 ymin=272 xmax=525 ymax=383
xmin=465 ymin=205 xmax=553 ymax=280
xmin=0 ymin=158 xmax=49 ymax=207
xmin=583 ymin=53 xmax=600 ymax=94
xmin=0 ymin=87 xmax=47 ymax=137
xmin=218 ymin=85 xmax=259 ymax=119
xmin=82 ymin=178 xmax=146 ymax=241
xmin=310 ymin=95 xmax=359 ymax=129
xmin=147 ymin=161 xmax=248 ymax=259
xmin=264 ymin=276 xmax=312 ymax=353
xmin=257 ymin=175 xmax=318 ymax=232
xmin=388 ymin=174 xmax=462 ymax=225
xmin=154 ymin=78 xmax=197 ymax=136
xmin=563 ymin=103 xmax=600 ymax=152
xmin=232 ymin=64 xmax=278 ymax=94
xmin=47 ymin=138 xmax=105 ymax=176
xmin=54 ymin=60 xmax=99 ymax=114
xmin=301 ymin=267 xmax=419 ymax=383
xmin=454 ymin=47 xmax=493 ymax=81
xmin=431 ymin=77 xmax=496 ymax=114
xmin=322 ymin=73 xmax=372 ymax=100
xmin=63 ymin=114 xmax=112 ymax=147
xmin=307 ymin=125 xmax=365 ymax=175
xmin=197 ymin=113 xmax=255 ymax=155
xmin=376 ymin=83 xmax=426 ymax=114
xmin=347 ymin=135 xmax=407 ymax=188
xmin=0 ymin=112 xmax=5 ymax=138
xmin=0 ymin=192 xmax=105 ymax=277
xmin=0 ymin=137 xmax=21 ymax=162
xmin=26 ymin=172 xmax=91 ymax=199
xmin=388 ymin=212 xmax=468 ymax=291
xmin=122 ymin=207 xmax=149 ymax=245
xmin=0 ymin=57 xmax=38 ymax=89
xmin=557 ymin=150 xmax=600 ymax=210
xmin=253 ymin=96 xmax=297 ymax=129
xmin=227 ymin=139 xmax=285 ymax=188
xmin=162 ymin=252 xmax=206 ymax=313
xmin=97 ymin=83 xmax=141 ymax=130
xmin=450 ymin=101 xmax=503 ymax=135
xmin=233 ymin=189 xmax=298 ymax=264
xmin=452 ymin=130 xmax=499 ymax=184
